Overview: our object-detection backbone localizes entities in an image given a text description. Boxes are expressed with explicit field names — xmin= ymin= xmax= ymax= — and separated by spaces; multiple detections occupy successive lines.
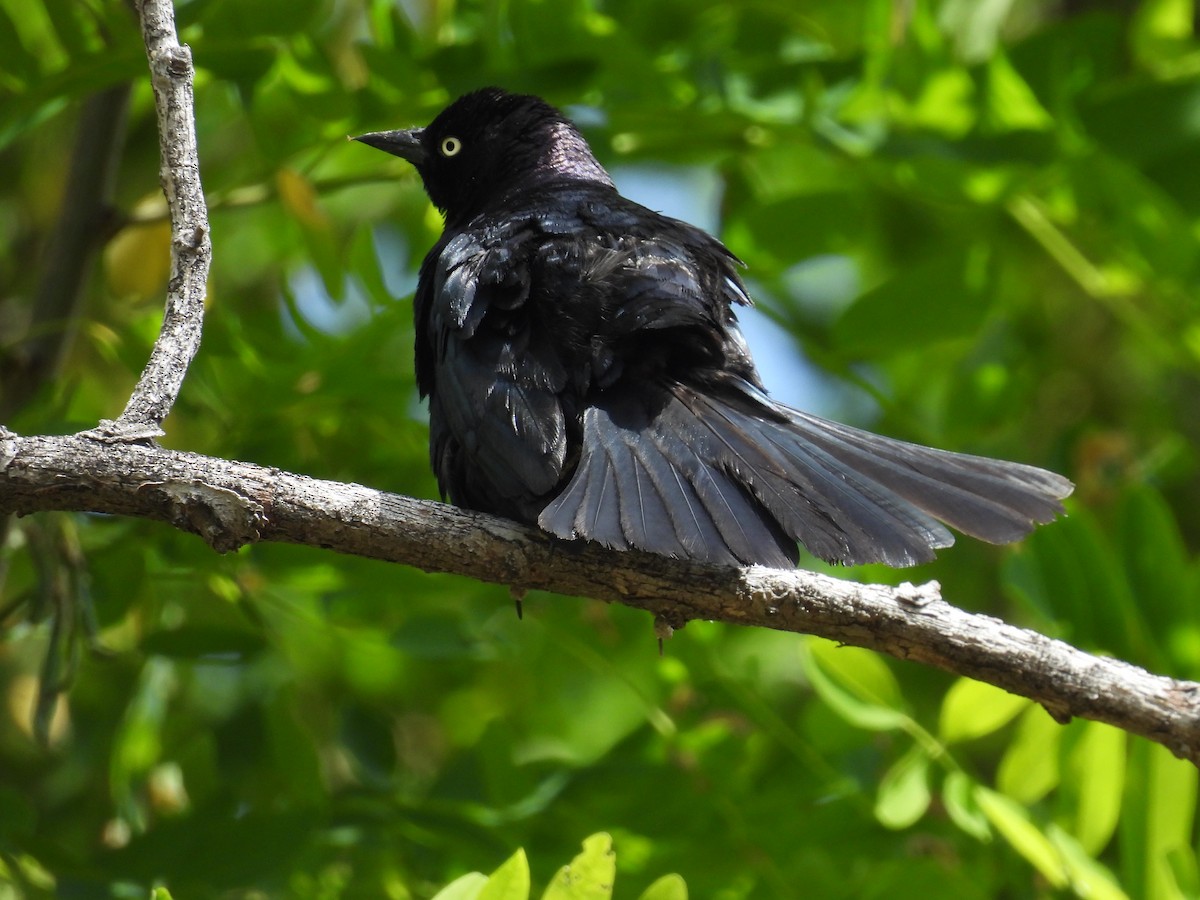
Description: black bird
xmin=353 ymin=88 xmax=1073 ymax=569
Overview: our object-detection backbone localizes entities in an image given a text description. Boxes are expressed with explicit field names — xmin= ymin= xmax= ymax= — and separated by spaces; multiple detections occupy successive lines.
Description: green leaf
xmin=975 ymin=787 xmax=1068 ymax=888
xmin=874 ymin=747 xmax=931 ymax=830
xmin=110 ymin=658 xmax=175 ymax=819
xmin=726 ymin=190 xmax=868 ymax=265
xmin=997 ymin=706 xmax=1062 ymax=804
xmin=1144 ymin=743 xmax=1198 ymax=900
xmin=200 ymin=0 xmax=321 ymax=39
xmin=802 ymin=639 xmax=910 ymax=732
xmin=938 ymin=678 xmax=1029 ymax=743
xmin=1081 ymin=78 xmax=1200 ymax=167
xmin=479 ymin=849 xmax=531 ymax=900
xmin=806 ymin=638 xmax=904 ymax=708
xmin=832 ymin=247 xmax=991 ymax=358
xmin=433 ymin=873 xmax=489 ymax=900
xmin=1068 ymin=722 xmax=1126 ymax=854
xmin=1166 ymin=845 xmax=1200 ymax=899
xmin=983 ymin=52 xmax=1053 ymax=131
xmin=1007 ymin=509 xmax=1148 ymax=659
xmin=1117 ymin=485 xmax=1197 ymax=653
xmin=0 ymin=5 xmax=38 ymax=82
xmin=541 ymin=833 xmax=615 ymax=900
xmin=909 ymin=67 xmax=977 ymax=137
xmin=637 ymin=874 xmax=688 ymax=900
xmin=508 ymin=0 xmax=615 ymax=69
xmin=42 ymin=0 xmax=93 ymax=59
xmin=942 ymin=771 xmax=991 ymax=841
xmin=1047 ymin=826 xmax=1131 ymax=900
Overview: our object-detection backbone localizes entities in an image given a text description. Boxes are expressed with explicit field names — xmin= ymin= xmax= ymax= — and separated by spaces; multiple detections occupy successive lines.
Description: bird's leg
xmin=653 ymin=614 xmax=674 ymax=656
xmin=510 ymin=585 xmax=526 ymax=620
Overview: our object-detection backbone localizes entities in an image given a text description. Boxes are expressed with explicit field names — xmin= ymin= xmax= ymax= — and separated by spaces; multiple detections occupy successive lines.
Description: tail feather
xmin=785 ymin=410 xmax=1072 ymax=543
xmin=538 ymin=383 xmax=1073 ymax=568
xmin=646 ymin=420 xmax=796 ymax=566
xmin=597 ymin=421 xmax=689 ymax=558
xmin=622 ymin=430 xmax=721 ymax=561
xmin=540 ymin=399 xmax=797 ymax=567
xmin=682 ymin=389 xmax=953 ymax=565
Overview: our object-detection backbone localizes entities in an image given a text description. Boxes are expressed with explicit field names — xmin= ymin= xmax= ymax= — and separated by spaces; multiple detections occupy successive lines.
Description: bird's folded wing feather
xmin=421 ymin=225 xmax=569 ymax=506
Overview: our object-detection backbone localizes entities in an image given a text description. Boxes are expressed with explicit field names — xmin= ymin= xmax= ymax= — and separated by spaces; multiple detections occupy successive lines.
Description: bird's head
xmin=353 ymin=88 xmax=614 ymax=223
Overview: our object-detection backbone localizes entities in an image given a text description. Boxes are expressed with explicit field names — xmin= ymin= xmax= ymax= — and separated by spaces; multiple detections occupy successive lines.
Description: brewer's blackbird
xmin=353 ymin=88 xmax=1072 ymax=568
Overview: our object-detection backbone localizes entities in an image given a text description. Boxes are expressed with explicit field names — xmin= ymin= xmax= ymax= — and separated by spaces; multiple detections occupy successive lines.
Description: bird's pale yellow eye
xmin=440 ymin=136 xmax=463 ymax=157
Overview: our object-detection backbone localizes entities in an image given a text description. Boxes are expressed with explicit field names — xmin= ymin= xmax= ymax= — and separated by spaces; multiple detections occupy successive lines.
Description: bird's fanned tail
xmin=539 ymin=389 xmax=799 ymax=567
xmin=539 ymin=383 xmax=1072 ymax=568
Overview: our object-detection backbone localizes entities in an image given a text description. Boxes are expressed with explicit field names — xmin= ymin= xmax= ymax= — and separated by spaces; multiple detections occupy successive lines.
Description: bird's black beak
xmin=351 ymin=128 xmax=428 ymax=166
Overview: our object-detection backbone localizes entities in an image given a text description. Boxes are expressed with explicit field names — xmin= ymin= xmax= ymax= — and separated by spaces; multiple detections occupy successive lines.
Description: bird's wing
xmin=420 ymin=227 xmax=570 ymax=510
xmin=561 ymin=221 xmax=760 ymax=388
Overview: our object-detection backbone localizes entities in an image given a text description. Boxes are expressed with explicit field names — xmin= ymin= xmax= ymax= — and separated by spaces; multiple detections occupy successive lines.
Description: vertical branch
xmin=103 ymin=0 xmax=210 ymax=439
xmin=0 ymin=86 xmax=130 ymax=424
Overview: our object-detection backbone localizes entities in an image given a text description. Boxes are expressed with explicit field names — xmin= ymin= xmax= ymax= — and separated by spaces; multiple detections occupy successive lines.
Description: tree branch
xmin=1 ymin=430 xmax=1197 ymax=765
xmin=100 ymin=0 xmax=210 ymax=438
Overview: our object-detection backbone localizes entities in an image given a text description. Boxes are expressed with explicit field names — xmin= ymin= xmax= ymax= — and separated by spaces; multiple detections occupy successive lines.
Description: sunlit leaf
xmin=1144 ymin=743 xmax=1198 ymax=900
xmin=938 ymin=677 xmax=1029 ymax=743
xmin=432 ymin=873 xmax=489 ymax=900
xmin=942 ymin=771 xmax=991 ymax=841
xmin=802 ymin=639 xmax=910 ymax=732
xmin=997 ymin=705 xmax=1062 ymax=804
xmin=479 ymin=849 xmax=531 ymax=900
xmin=983 ymin=52 xmax=1053 ymax=131
xmin=910 ymin=68 xmax=976 ymax=137
xmin=874 ymin=747 xmax=931 ymax=830
xmin=1166 ymin=845 xmax=1200 ymax=900
xmin=541 ymin=832 xmax=615 ymax=900
xmin=1067 ymin=722 xmax=1126 ymax=854
xmin=1047 ymin=826 xmax=1130 ymax=900
xmin=636 ymin=874 xmax=688 ymax=900
xmin=975 ymin=787 xmax=1068 ymax=888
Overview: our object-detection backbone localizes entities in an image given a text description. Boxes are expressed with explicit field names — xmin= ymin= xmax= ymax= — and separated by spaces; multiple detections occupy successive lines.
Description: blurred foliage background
xmin=2 ymin=0 xmax=1200 ymax=897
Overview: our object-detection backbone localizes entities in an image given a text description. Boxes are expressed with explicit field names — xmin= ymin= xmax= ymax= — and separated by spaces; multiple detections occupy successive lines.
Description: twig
xmin=100 ymin=0 xmax=210 ymax=439
xmin=1 ymin=431 xmax=1198 ymax=766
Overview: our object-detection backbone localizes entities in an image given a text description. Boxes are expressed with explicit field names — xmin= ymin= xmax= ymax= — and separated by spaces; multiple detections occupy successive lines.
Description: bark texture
xmin=104 ymin=0 xmax=209 ymax=437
